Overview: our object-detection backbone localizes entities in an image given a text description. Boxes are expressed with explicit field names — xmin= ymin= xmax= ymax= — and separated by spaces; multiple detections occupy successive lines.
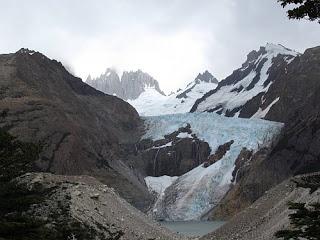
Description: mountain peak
xmin=191 ymin=44 xmax=301 ymax=116
xmin=105 ymin=67 xmax=117 ymax=74
xmin=86 ymin=68 xmax=165 ymax=100
xmin=264 ymin=43 xmax=300 ymax=56
xmin=244 ymin=43 xmax=299 ymax=69
xmin=121 ymin=70 xmax=165 ymax=98
xmin=16 ymin=48 xmax=36 ymax=55
xmin=195 ymin=70 xmax=218 ymax=84
xmin=86 ymin=74 xmax=92 ymax=82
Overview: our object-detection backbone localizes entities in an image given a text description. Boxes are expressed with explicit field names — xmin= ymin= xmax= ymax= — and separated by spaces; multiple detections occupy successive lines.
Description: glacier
xmin=143 ymin=112 xmax=283 ymax=221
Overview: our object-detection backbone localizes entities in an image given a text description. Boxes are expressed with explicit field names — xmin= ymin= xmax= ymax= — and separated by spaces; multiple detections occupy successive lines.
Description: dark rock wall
xmin=125 ymin=124 xmax=211 ymax=177
xmin=143 ymin=138 xmax=210 ymax=177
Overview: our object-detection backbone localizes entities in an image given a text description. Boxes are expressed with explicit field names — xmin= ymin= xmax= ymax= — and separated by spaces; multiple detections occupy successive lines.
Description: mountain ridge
xmin=128 ymin=70 xmax=218 ymax=116
xmin=0 ymin=48 xmax=152 ymax=209
xmin=200 ymin=45 xmax=320 ymax=223
xmin=86 ymin=68 xmax=165 ymax=100
xmin=191 ymin=43 xmax=300 ymax=118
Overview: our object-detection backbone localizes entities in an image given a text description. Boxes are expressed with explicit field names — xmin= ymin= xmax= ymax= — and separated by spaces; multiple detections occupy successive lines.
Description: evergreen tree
xmin=275 ymin=202 xmax=320 ymax=239
xmin=278 ymin=0 xmax=320 ymax=23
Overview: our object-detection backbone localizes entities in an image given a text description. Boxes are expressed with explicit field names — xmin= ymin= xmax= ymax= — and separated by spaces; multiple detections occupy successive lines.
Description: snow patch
xmin=128 ymin=81 xmax=217 ymax=116
xmin=152 ymin=142 xmax=173 ymax=149
xmin=252 ymin=97 xmax=280 ymax=118
xmin=145 ymin=176 xmax=178 ymax=197
xmin=177 ymin=132 xmax=193 ymax=138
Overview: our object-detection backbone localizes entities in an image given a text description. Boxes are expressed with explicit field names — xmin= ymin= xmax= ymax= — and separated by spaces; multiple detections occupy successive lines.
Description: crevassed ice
xmin=143 ymin=112 xmax=283 ymax=220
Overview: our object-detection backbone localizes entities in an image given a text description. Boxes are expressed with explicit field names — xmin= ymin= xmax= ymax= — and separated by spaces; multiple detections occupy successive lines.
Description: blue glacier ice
xmin=143 ymin=112 xmax=283 ymax=221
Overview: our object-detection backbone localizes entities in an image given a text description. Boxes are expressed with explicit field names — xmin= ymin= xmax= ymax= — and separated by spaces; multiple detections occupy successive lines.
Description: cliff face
xmin=86 ymin=69 xmax=165 ymax=100
xmin=257 ymin=45 xmax=320 ymax=193
xmin=130 ymin=123 xmax=211 ymax=177
xmin=86 ymin=69 xmax=124 ymax=98
xmin=245 ymin=46 xmax=320 ymax=192
xmin=121 ymin=70 xmax=165 ymax=100
xmin=0 ymin=49 xmax=151 ymax=209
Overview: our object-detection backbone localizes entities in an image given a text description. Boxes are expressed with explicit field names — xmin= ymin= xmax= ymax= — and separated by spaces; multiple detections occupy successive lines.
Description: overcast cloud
xmin=1 ymin=0 xmax=319 ymax=92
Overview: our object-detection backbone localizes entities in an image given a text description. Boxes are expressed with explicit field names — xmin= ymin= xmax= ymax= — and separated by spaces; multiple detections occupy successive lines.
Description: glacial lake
xmin=161 ymin=221 xmax=226 ymax=237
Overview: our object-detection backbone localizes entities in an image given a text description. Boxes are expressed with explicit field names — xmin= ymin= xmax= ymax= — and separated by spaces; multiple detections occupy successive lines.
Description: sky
xmin=1 ymin=0 xmax=320 ymax=93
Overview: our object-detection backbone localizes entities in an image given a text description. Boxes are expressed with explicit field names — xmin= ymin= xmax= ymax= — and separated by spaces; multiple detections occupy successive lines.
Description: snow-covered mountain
xmin=128 ymin=71 xmax=218 ymax=116
xmin=191 ymin=44 xmax=300 ymax=119
xmin=143 ymin=113 xmax=283 ymax=220
xmin=86 ymin=69 xmax=165 ymax=100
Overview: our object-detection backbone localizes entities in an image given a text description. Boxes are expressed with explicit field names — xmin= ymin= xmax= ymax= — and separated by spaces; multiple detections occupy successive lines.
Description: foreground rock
xmin=201 ymin=173 xmax=320 ymax=240
xmin=12 ymin=172 xmax=186 ymax=240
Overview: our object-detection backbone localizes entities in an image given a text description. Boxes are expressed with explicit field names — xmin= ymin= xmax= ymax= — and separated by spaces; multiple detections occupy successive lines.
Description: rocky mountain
xmin=202 ymin=45 xmax=320 ymax=222
xmin=175 ymin=70 xmax=218 ymax=99
xmin=191 ymin=43 xmax=299 ymax=118
xmin=86 ymin=68 xmax=124 ymax=98
xmin=2 ymin=45 xmax=320 ymax=239
xmin=128 ymin=71 xmax=218 ymax=116
xmin=244 ymin=45 xmax=320 ymax=193
xmin=136 ymin=44 xmax=320 ymax=224
xmin=0 ymin=48 xmax=151 ymax=210
xmin=86 ymin=69 xmax=165 ymax=100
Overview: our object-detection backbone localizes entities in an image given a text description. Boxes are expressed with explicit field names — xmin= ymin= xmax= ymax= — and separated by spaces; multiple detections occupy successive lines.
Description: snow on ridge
xmin=265 ymin=43 xmax=299 ymax=57
xmin=177 ymin=132 xmax=192 ymax=138
xmin=252 ymin=97 xmax=280 ymax=119
xmin=195 ymin=44 xmax=297 ymax=116
xmin=143 ymin=112 xmax=283 ymax=220
xmin=128 ymin=81 xmax=217 ymax=116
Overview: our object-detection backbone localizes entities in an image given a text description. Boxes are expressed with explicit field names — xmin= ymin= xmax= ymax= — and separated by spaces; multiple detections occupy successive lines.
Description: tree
xmin=275 ymin=202 xmax=320 ymax=240
xmin=278 ymin=0 xmax=320 ymax=23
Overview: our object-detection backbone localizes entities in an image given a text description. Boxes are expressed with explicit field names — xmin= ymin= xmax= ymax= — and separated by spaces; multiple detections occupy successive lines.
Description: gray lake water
xmin=161 ymin=221 xmax=226 ymax=237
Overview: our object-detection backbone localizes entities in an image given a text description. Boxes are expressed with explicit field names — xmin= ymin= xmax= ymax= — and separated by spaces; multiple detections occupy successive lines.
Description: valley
xmin=1 ymin=43 xmax=320 ymax=240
